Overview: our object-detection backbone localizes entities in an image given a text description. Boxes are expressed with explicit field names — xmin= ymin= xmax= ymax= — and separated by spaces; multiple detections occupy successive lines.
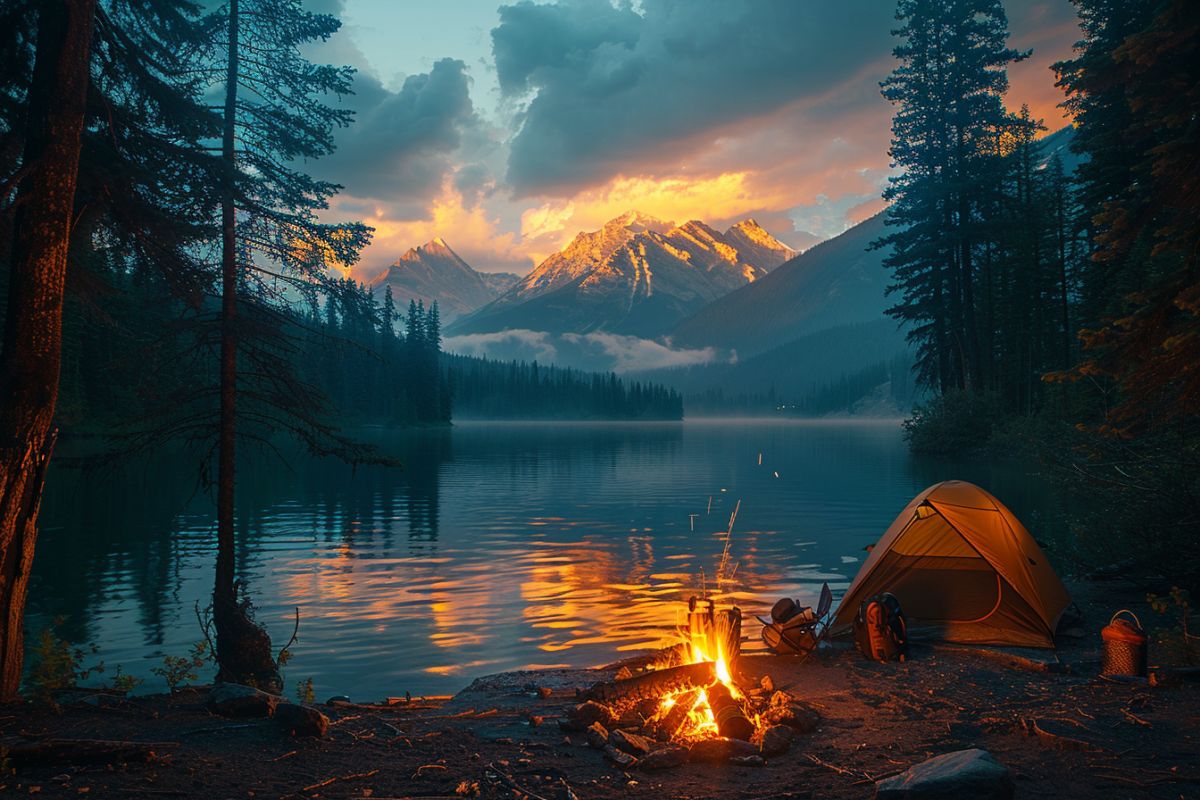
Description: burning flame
xmin=645 ymin=609 xmax=758 ymax=742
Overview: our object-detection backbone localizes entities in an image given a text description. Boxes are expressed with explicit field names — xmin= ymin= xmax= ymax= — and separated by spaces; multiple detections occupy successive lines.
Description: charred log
xmin=584 ymin=662 xmax=717 ymax=707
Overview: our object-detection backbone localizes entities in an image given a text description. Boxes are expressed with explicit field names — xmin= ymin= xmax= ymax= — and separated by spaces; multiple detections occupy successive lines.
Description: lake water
xmin=29 ymin=420 xmax=1064 ymax=699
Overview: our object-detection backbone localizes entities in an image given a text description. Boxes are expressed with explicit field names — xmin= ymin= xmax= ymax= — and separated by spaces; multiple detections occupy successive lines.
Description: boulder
xmin=874 ymin=749 xmax=1013 ymax=800
xmin=610 ymin=728 xmax=654 ymax=756
xmin=759 ymin=725 xmax=795 ymax=756
xmin=687 ymin=737 xmax=759 ymax=763
xmin=274 ymin=702 xmax=330 ymax=738
xmin=208 ymin=683 xmax=278 ymax=718
xmin=585 ymin=722 xmax=609 ymax=750
xmin=638 ymin=745 xmax=687 ymax=771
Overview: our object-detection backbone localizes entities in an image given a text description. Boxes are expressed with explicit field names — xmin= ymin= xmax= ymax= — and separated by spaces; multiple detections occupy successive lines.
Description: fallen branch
xmin=300 ymin=769 xmax=379 ymax=793
xmin=0 ymin=737 xmax=177 ymax=765
xmin=485 ymin=762 xmax=554 ymax=800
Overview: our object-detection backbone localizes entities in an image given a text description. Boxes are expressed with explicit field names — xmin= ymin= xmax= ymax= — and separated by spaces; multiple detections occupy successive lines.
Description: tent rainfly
xmin=832 ymin=481 xmax=1072 ymax=648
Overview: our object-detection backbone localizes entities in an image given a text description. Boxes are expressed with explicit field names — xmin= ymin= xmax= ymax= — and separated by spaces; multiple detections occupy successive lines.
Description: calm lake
xmin=29 ymin=420 xmax=1064 ymax=699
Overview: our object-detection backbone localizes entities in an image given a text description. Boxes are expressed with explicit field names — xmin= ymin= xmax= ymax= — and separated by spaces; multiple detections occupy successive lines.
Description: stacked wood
xmin=583 ymin=661 xmax=716 ymax=706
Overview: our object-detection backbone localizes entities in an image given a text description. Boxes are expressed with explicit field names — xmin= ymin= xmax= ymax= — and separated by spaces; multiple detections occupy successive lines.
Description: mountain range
xmin=447 ymin=211 xmax=796 ymax=337
xmin=370 ymin=238 xmax=520 ymax=321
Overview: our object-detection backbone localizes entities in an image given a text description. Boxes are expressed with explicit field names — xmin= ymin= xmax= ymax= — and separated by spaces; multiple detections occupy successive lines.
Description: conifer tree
xmin=204 ymin=0 xmax=371 ymax=690
xmin=875 ymin=0 xmax=1027 ymax=394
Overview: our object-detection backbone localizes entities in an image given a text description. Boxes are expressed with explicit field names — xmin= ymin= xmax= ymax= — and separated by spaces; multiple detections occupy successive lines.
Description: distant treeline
xmin=49 ymin=270 xmax=684 ymax=433
xmin=446 ymin=354 xmax=684 ymax=420
xmin=685 ymin=354 xmax=915 ymax=417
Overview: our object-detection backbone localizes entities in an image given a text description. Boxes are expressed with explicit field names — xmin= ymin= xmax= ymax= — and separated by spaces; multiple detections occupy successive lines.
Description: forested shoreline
xmin=879 ymin=0 xmax=1198 ymax=590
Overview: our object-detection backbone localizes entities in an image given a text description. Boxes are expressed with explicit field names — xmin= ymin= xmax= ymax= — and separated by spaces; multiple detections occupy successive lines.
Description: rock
xmin=537 ymin=686 xmax=553 ymax=698
xmin=763 ymin=700 xmax=821 ymax=733
xmin=208 ymin=683 xmax=278 ymax=718
xmin=610 ymin=729 xmax=654 ymax=756
xmin=565 ymin=701 xmax=616 ymax=731
xmin=604 ymin=744 xmax=638 ymax=768
xmin=687 ymin=737 xmax=759 ymax=763
xmin=585 ymin=722 xmax=609 ymax=750
xmin=874 ymin=748 xmax=1013 ymax=800
xmin=325 ymin=695 xmax=351 ymax=705
xmin=730 ymin=755 xmax=765 ymax=767
xmin=639 ymin=746 xmax=687 ymax=771
xmin=760 ymin=675 xmax=775 ymax=693
xmin=759 ymin=725 xmax=794 ymax=756
xmin=273 ymin=702 xmax=330 ymax=737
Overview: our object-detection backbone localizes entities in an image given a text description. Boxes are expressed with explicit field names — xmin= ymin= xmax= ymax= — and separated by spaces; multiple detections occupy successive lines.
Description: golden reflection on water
xmin=281 ymin=517 xmax=799 ymax=671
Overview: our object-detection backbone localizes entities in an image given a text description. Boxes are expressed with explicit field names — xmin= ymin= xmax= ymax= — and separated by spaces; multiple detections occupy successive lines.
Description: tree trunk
xmin=212 ymin=0 xmax=279 ymax=693
xmin=0 ymin=0 xmax=95 ymax=701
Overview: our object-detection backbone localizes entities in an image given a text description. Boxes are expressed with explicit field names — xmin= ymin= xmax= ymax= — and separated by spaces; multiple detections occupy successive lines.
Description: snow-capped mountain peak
xmin=449 ymin=211 xmax=799 ymax=338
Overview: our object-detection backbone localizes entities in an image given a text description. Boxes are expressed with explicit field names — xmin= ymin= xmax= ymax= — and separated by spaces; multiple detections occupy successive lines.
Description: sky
xmin=302 ymin=0 xmax=1082 ymax=281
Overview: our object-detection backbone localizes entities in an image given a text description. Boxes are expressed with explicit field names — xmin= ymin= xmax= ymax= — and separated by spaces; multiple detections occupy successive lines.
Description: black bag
xmin=853 ymin=592 xmax=908 ymax=662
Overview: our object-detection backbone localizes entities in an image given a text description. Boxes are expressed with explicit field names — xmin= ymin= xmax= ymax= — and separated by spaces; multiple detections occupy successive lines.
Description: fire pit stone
xmin=609 ymin=728 xmax=655 ymax=756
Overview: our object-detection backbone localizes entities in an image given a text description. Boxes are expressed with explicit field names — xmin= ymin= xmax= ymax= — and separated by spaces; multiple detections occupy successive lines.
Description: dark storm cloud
xmin=491 ymin=0 xmax=1080 ymax=198
xmin=312 ymin=58 xmax=482 ymax=202
xmin=491 ymin=0 xmax=895 ymax=196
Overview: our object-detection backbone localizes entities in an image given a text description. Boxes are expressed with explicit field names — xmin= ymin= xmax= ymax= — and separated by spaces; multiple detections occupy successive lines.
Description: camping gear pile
xmin=1101 ymin=610 xmax=1148 ymax=677
xmin=758 ymin=583 xmax=832 ymax=656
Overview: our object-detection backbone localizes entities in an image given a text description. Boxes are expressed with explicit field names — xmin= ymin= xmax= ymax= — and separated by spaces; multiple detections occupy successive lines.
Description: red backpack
xmin=853 ymin=593 xmax=908 ymax=662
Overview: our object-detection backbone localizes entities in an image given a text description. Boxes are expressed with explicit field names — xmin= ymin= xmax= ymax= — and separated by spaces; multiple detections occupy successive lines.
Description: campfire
xmin=565 ymin=595 xmax=818 ymax=768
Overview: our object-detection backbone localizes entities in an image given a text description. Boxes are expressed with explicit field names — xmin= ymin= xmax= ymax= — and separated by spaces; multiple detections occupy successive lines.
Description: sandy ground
xmin=2 ymin=579 xmax=1198 ymax=799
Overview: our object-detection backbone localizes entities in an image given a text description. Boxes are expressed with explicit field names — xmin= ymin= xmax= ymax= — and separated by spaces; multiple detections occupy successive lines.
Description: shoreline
xmin=5 ymin=578 xmax=1198 ymax=799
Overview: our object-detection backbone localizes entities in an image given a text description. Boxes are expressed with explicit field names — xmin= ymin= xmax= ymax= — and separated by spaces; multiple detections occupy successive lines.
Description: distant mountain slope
xmin=641 ymin=318 xmax=908 ymax=399
xmin=669 ymin=212 xmax=891 ymax=358
xmin=447 ymin=211 xmax=795 ymax=338
xmin=480 ymin=271 xmax=520 ymax=296
xmin=370 ymin=238 xmax=519 ymax=321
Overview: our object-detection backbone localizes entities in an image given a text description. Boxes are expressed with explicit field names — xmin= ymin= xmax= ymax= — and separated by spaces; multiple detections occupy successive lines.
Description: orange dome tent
xmin=832 ymin=481 xmax=1072 ymax=648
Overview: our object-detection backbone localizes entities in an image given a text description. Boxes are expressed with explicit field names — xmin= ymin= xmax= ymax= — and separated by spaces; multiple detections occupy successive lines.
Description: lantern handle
xmin=1109 ymin=609 xmax=1142 ymax=630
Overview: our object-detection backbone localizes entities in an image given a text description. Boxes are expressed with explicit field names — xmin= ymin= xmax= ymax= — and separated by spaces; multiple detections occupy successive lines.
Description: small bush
xmin=1148 ymin=587 xmax=1200 ymax=666
xmin=151 ymin=641 xmax=210 ymax=692
xmin=25 ymin=620 xmax=102 ymax=705
xmin=902 ymin=389 xmax=1000 ymax=454
xmin=295 ymin=677 xmax=315 ymax=704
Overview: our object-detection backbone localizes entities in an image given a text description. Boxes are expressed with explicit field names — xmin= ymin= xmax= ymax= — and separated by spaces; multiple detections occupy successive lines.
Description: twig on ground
xmin=299 ymin=768 xmax=378 ymax=793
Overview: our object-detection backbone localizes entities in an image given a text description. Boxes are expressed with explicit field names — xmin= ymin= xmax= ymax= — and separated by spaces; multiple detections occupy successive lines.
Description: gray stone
xmin=274 ymin=702 xmax=330 ymax=737
xmin=208 ymin=683 xmax=278 ymax=718
xmin=874 ymin=748 xmax=1013 ymax=800
xmin=687 ymin=737 xmax=759 ymax=763
xmin=604 ymin=744 xmax=638 ymax=768
xmin=610 ymin=728 xmax=654 ymax=756
xmin=565 ymin=700 xmax=616 ymax=731
xmin=638 ymin=745 xmax=687 ymax=770
xmin=585 ymin=721 xmax=609 ymax=750
xmin=759 ymin=725 xmax=795 ymax=756
xmin=763 ymin=699 xmax=821 ymax=733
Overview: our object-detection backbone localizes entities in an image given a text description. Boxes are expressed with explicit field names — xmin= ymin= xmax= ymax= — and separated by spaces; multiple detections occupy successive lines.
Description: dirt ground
xmin=2 ymin=579 xmax=1198 ymax=800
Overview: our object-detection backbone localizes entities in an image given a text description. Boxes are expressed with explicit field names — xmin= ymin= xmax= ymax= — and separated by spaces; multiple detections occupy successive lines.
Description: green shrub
xmin=902 ymin=389 xmax=1000 ymax=454
xmin=151 ymin=641 xmax=210 ymax=692
xmin=25 ymin=620 xmax=102 ymax=705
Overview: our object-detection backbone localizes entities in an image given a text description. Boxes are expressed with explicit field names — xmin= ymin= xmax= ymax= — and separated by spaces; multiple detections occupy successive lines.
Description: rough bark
xmin=212 ymin=0 xmax=279 ymax=693
xmin=0 ymin=0 xmax=95 ymax=701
